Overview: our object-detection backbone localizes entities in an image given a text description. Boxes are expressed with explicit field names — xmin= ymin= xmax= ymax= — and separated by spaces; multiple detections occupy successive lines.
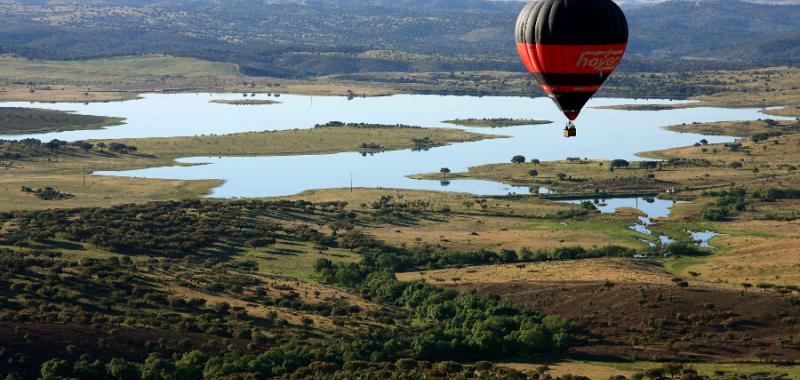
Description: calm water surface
xmin=2 ymin=93 xmax=787 ymax=199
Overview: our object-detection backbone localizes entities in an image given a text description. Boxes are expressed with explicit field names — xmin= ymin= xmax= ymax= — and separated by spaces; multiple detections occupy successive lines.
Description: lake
xmin=2 ymin=93 xmax=786 ymax=199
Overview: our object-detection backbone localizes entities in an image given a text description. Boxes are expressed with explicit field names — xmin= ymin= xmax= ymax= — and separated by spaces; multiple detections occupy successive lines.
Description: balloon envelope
xmin=516 ymin=0 xmax=628 ymax=121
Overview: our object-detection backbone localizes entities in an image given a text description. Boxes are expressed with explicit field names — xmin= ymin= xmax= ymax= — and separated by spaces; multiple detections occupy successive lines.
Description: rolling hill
xmin=0 ymin=0 xmax=797 ymax=76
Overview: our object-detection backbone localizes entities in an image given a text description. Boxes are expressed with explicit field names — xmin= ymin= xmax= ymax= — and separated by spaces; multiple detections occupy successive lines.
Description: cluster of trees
xmin=400 ymin=246 xmax=639 ymax=271
xmin=358 ymin=143 xmax=383 ymax=151
xmin=411 ymin=137 xmax=436 ymax=151
xmin=1 ymin=139 xmax=65 ymax=160
xmin=758 ymin=187 xmax=800 ymax=202
xmin=666 ymin=158 xmax=712 ymax=168
xmin=314 ymin=122 xmax=420 ymax=129
xmin=0 ymin=248 xmax=404 ymax=378
xmin=0 ymin=200 xmax=353 ymax=257
xmin=0 ymin=197 xmax=598 ymax=378
xmin=101 ymin=142 xmax=138 ymax=154
xmin=0 ymin=138 xmax=136 ymax=163
xmin=701 ymin=187 xmax=800 ymax=221
xmin=702 ymin=188 xmax=747 ymax=221
xmin=19 ymin=186 xmax=74 ymax=201
xmin=315 ymin=252 xmax=579 ymax=360
xmin=17 ymin=354 xmax=771 ymax=380
xmin=25 ymin=352 xmax=605 ymax=380
xmin=610 ymin=159 xmax=630 ymax=169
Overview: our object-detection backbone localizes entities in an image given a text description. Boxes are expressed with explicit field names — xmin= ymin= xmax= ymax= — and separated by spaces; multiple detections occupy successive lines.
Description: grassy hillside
xmin=0 ymin=0 xmax=798 ymax=76
xmin=0 ymin=55 xmax=239 ymax=83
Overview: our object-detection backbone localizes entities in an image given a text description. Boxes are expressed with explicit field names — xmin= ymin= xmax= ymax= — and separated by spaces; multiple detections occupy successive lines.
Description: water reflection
xmin=690 ymin=230 xmax=720 ymax=248
xmin=560 ymin=197 xmax=686 ymax=219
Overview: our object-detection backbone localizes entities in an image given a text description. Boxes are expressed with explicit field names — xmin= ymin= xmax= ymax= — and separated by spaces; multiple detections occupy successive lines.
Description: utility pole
xmin=350 ymin=172 xmax=353 ymax=192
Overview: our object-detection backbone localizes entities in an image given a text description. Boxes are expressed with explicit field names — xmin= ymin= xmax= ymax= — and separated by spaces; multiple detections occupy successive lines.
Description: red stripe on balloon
xmin=515 ymin=44 xmax=536 ymax=73
xmin=516 ymin=43 xmax=627 ymax=74
xmin=540 ymin=84 xmax=601 ymax=93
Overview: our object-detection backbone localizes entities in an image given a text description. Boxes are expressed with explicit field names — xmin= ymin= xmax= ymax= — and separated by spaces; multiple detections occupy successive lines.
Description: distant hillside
xmin=616 ymin=0 xmax=800 ymax=7
xmin=626 ymin=0 xmax=800 ymax=65
xmin=0 ymin=0 xmax=797 ymax=76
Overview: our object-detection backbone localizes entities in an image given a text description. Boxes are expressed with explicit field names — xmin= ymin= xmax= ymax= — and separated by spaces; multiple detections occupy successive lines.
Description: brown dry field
xmin=425 ymin=257 xmax=800 ymax=361
xmin=0 ymin=148 xmax=221 ymax=211
xmin=413 ymin=159 xmax=767 ymax=195
xmin=642 ymin=121 xmax=800 ymax=165
xmin=398 ymin=258 xmax=679 ymax=286
xmin=600 ymin=66 xmax=800 ymax=117
xmin=282 ymin=188 xmax=569 ymax=217
xmin=0 ymin=85 xmax=139 ymax=103
xmin=667 ymin=220 xmax=800 ymax=286
xmin=665 ymin=119 xmax=799 ymax=137
xmin=365 ymin=214 xmax=641 ymax=253
xmin=500 ymin=361 xmax=635 ymax=379
xmin=285 ymin=188 xmax=649 ymax=252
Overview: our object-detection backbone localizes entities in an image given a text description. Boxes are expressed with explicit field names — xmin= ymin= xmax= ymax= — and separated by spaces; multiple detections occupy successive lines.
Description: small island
xmin=210 ymin=99 xmax=281 ymax=106
xmin=442 ymin=118 xmax=552 ymax=128
xmin=592 ymin=104 xmax=689 ymax=111
xmin=664 ymin=119 xmax=800 ymax=137
xmin=0 ymin=107 xmax=124 ymax=134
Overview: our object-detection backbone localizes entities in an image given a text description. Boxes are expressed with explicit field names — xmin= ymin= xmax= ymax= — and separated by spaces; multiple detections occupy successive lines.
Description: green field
xmin=0 ymin=55 xmax=239 ymax=84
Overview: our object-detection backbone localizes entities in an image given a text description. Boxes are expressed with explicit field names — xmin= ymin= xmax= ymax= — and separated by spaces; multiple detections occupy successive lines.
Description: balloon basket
xmin=563 ymin=122 xmax=577 ymax=138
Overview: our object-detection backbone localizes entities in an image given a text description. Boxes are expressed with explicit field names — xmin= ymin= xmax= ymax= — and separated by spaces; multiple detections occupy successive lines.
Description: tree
xmin=213 ymin=302 xmax=231 ymax=315
xmin=662 ymin=363 xmax=683 ymax=378
xmin=638 ymin=161 xmax=658 ymax=170
xmin=511 ymin=155 xmax=526 ymax=164
xmin=610 ymin=159 xmax=630 ymax=169
xmin=439 ymin=167 xmax=451 ymax=175
xmin=45 ymin=140 xmax=64 ymax=151
xmin=174 ymin=351 xmax=207 ymax=380
xmin=528 ymin=169 xmax=538 ymax=177
xmin=644 ymin=367 xmax=664 ymax=380
xmin=74 ymin=141 xmax=94 ymax=152
xmin=314 ymin=258 xmax=334 ymax=273
xmin=701 ymin=207 xmax=729 ymax=221
xmin=40 ymin=359 xmax=72 ymax=380
xmin=530 ymin=159 xmax=540 ymax=165
xmin=140 ymin=354 xmax=174 ymax=380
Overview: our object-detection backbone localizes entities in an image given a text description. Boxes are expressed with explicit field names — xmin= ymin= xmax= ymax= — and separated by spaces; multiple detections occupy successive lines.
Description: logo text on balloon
xmin=576 ymin=49 xmax=624 ymax=72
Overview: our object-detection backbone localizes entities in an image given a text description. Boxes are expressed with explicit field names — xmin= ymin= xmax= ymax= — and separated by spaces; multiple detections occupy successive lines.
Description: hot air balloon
xmin=515 ymin=0 xmax=628 ymax=137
